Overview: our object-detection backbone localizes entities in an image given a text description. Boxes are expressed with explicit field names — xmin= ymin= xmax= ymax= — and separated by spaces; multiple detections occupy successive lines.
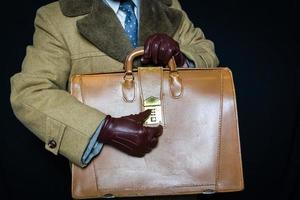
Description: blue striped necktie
xmin=119 ymin=0 xmax=138 ymax=47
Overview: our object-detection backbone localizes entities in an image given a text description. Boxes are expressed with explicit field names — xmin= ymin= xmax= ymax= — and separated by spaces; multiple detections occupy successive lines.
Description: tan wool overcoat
xmin=10 ymin=0 xmax=219 ymax=167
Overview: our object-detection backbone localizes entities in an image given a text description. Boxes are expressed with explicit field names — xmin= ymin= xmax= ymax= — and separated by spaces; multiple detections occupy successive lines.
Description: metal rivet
xmin=103 ymin=194 xmax=115 ymax=198
xmin=203 ymin=189 xmax=216 ymax=194
xmin=48 ymin=140 xmax=57 ymax=149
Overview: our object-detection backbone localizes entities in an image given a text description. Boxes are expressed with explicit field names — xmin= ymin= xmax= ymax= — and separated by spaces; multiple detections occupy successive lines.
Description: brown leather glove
xmin=141 ymin=33 xmax=186 ymax=67
xmin=97 ymin=110 xmax=163 ymax=157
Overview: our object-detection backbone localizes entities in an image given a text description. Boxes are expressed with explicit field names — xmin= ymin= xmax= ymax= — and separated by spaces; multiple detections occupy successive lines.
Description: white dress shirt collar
xmin=104 ymin=0 xmax=139 ymax=14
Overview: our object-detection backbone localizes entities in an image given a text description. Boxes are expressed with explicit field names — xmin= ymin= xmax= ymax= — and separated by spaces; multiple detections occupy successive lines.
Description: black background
xmin=0 ymin=0 xmax=298 ymax=200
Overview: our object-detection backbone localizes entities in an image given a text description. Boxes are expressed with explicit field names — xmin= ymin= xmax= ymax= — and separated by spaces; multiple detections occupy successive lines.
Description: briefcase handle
xmin=122 ymin=47 xmax=183 ymax=102
xmin=124 ymin=47 xmax=178 ymax=74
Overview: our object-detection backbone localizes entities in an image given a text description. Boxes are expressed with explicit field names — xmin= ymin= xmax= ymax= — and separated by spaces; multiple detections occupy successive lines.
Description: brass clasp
xmin=143 ymin=96 xmax=163 ymax=126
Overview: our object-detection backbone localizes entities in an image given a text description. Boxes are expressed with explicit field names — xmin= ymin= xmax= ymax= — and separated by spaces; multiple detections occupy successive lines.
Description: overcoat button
xmin=48 ymin=140 xmax=57 ymax=149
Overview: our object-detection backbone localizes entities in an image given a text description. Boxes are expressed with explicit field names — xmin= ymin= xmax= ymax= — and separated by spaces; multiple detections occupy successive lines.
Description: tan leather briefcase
xmin=70 ymin=48 xmax=244 ymax=199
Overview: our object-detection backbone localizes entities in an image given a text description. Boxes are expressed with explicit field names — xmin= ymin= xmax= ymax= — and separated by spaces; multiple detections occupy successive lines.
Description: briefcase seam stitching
xmin=216 ymin=70 xmax=224 ymax=190
xmin=215 ymin=70 xmax=244 ymax=190
xmin=97 ymin=184 xmax=216 ymax=191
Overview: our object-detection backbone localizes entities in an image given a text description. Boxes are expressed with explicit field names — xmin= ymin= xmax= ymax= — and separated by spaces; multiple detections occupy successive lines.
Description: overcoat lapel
xmin=71 ymin=0 xmax=183 ymax=63
xmin=76 ymin=0 xmax=133 ymax=63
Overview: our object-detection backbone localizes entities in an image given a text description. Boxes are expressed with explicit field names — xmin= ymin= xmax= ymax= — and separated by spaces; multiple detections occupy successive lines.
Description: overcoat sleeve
xmin=10 ymin=8 xmax=106 ymax=167
xmin=172 ymin=0 xmax=219 ymax=67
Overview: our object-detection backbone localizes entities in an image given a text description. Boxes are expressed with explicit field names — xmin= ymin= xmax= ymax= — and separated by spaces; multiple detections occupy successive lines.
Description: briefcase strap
xmin=138 ymin=67 xmax=164 ymax=126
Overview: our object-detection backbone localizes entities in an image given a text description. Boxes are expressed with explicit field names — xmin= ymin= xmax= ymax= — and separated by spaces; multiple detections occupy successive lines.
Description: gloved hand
xmin=97 ymin=110 xmax=163 ymax=157
xmin=141 ymin=33 xmax=186 ymax=67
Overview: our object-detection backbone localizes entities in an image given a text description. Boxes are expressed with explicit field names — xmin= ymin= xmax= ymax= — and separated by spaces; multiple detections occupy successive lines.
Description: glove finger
xmin=137 ymin=109 xmax=152 ymax=123
xmin=158 ymin=42 xmax=169 ymax=66
xmin=146 ymin=125 xmax=163 ymax=138
xmin=160 ymin=43 xmax=174 ymax=66
xmin=145 ymin=137 xmax=157 ymax=152
xmin=173 ymin=50 xmax=185 ymax=67
xmin=131 ymin=152 xmax=146 ymax=157
xmin=150 ymin=37 xmax=162 ymax=65
xmin=141 ymin=57 xmax=152 ymax=65
xmin=127 ymin=109 xmax=152 ymax=123
xmin=145 ymin=147 xmax=152 ymax=153
xmin=143 ymin=34 xmax=158 ymax=60
xmin=156 ymin=125 xmax=163 ymax=137
xmin=149 ymin=137 xmax=159 ymax=148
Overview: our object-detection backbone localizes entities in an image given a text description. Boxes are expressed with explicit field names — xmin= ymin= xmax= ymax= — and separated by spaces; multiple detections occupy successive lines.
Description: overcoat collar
xmin=59 ymin=0 xmax=182 ymax=63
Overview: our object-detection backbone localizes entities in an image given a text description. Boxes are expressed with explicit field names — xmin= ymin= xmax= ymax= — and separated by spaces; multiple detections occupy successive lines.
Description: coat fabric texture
xmin=10 ymin=0 xmax=219 ymax=168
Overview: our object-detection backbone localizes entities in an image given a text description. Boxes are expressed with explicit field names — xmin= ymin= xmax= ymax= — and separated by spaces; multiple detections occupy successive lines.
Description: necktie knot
xmin=119 ymin=0 xmax=135 ymax=15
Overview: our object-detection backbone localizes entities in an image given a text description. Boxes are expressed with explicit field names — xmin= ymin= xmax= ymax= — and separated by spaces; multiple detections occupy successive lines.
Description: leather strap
xmin=138 ymin=67 xmax=164 ymax=126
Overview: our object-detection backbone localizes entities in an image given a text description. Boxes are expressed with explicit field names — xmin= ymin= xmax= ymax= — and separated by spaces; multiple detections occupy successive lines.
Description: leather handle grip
xmin=124 ymin=47 xmax=178 ymax=75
